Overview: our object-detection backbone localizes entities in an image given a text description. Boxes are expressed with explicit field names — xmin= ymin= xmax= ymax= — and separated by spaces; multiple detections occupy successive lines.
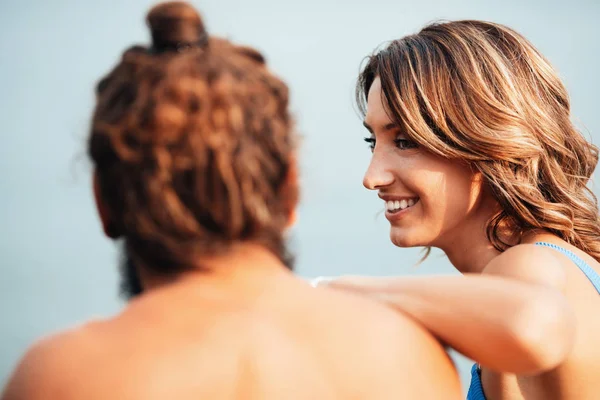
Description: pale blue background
xmin=1 ymin=0 xmax=598 ymax=392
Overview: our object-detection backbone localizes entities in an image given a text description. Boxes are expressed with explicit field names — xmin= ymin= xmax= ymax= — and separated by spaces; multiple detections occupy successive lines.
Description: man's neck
xmin=136 ymin=243 xmax=292 ymax=299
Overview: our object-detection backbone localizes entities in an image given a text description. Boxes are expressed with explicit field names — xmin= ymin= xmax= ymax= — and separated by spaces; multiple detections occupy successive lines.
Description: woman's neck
xmin=434 ymin=189 xmax=564 ymax=275
xmin=436 ymin=194 xmax=508 ymax=274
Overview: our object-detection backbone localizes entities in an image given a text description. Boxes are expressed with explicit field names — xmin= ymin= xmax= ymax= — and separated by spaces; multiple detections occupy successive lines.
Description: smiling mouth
xmin=385 ymin=198 xmax=419 ymax=214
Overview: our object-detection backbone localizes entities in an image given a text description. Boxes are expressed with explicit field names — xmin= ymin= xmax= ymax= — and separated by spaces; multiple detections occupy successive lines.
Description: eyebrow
xmin=362 ymin=121 xmax=399 ymax=133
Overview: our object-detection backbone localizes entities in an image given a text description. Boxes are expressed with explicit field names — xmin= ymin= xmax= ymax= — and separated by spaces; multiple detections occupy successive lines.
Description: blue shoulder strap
xmin=534 ymin=242 xmax=600 ymax=294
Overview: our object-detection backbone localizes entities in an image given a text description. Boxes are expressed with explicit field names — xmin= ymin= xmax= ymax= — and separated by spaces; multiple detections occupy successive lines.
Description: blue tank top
xmin=466 ymin=242 xmax=600 ymax=400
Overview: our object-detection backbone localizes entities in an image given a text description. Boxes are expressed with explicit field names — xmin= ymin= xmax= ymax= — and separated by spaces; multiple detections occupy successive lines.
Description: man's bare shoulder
xmin=0 ymin=308 xmax=224 ymax=400
xmin=362 ymin=305 xmax=462 ymax=398
xmin=308 ymin=282 xmax=438 ymax=339
xmin=304 ymin=285 xmax=462 ymax=398
xmin=1 ymin=321 xmax=105 ymax=400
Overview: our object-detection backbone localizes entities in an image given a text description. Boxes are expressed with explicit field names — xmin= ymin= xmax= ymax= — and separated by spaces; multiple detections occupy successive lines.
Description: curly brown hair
xmin=89 ymin=1 xmax=298 ymax=275
xmin=357 ymin=20 xmax=600 ymax=261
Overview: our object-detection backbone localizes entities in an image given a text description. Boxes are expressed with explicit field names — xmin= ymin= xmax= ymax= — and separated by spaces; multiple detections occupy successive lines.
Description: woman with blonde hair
xmin=322 ymin=20 xmax=600 ymax=399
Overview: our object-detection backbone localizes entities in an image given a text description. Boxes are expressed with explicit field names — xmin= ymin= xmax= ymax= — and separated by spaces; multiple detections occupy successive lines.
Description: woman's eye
xmin=394 ymin=138 xmax=418 ymax=150
xmin=364 ymin=137 xmax=375 ymax=151
xmin=364 ymin=136 xmax=417 ymax=152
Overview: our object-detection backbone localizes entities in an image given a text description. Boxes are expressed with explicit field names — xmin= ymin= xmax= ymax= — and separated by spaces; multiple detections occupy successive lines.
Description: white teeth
xmin=385 ymin=198 xmax=418 ymax=212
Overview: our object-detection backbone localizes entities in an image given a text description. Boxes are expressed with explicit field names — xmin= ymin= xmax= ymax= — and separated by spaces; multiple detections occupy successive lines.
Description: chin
xmin=389 ymin=227 xmax=425 ymax=248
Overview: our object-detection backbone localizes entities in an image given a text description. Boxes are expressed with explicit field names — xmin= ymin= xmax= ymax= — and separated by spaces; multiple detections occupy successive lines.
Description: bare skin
xmin=327 ymin=234 xmax=600 ymax=400
xmin=480 ymin=232 xmax=600 ymax=400
xmin=324 ymin=77 xmax=600 ymax=399
xmin=1 ymin=245 xmax=462 ymax=400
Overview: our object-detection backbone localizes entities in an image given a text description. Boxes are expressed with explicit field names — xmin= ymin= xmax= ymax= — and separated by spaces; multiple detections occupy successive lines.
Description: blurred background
xmin=1 ymin=0 xmax=598 ymax=392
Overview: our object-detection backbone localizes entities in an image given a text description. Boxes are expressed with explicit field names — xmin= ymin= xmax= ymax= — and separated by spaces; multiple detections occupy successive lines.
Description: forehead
xmin=364 ymin=77 xmax=393 ymax=129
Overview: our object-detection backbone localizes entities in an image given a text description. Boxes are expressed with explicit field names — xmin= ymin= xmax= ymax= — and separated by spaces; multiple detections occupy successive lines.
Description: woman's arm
xmin=324 ymin=246 xmax=576 ymax=374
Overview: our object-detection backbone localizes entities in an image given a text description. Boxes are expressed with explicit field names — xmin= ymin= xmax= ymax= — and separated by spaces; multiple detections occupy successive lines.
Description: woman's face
xmin=362 ymin=77 xmax=488 ymax=249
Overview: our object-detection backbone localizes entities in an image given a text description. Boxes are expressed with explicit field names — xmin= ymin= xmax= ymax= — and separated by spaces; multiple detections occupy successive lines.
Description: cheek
xmin=404 ymin=160 xmax=477 ymax=223
xmin=397 ymin=160 xmax=447 ymax=210
xmin=435 ymin=166 xmax=481 ymax=223
xmin=417 ymin=172 xmax=451 ymax=224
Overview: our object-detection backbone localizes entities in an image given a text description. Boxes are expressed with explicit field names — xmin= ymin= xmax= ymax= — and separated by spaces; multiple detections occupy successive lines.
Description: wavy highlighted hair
xmin=356 ymin=20 xmax=600 ymax=261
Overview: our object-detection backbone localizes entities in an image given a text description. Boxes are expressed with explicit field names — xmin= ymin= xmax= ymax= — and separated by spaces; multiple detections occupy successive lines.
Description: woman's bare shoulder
xmin=483 ymin=243 xmax=568 ymax=289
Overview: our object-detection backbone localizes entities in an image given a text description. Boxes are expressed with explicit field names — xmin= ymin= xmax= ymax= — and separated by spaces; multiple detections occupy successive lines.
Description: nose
xmin=363 ymin=151 xmax=395 ymax=190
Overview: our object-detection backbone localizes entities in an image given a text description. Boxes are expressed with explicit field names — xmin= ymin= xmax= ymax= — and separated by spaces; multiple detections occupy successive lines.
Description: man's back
xmin=2 ymin=271 xmax=461 ymax=399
